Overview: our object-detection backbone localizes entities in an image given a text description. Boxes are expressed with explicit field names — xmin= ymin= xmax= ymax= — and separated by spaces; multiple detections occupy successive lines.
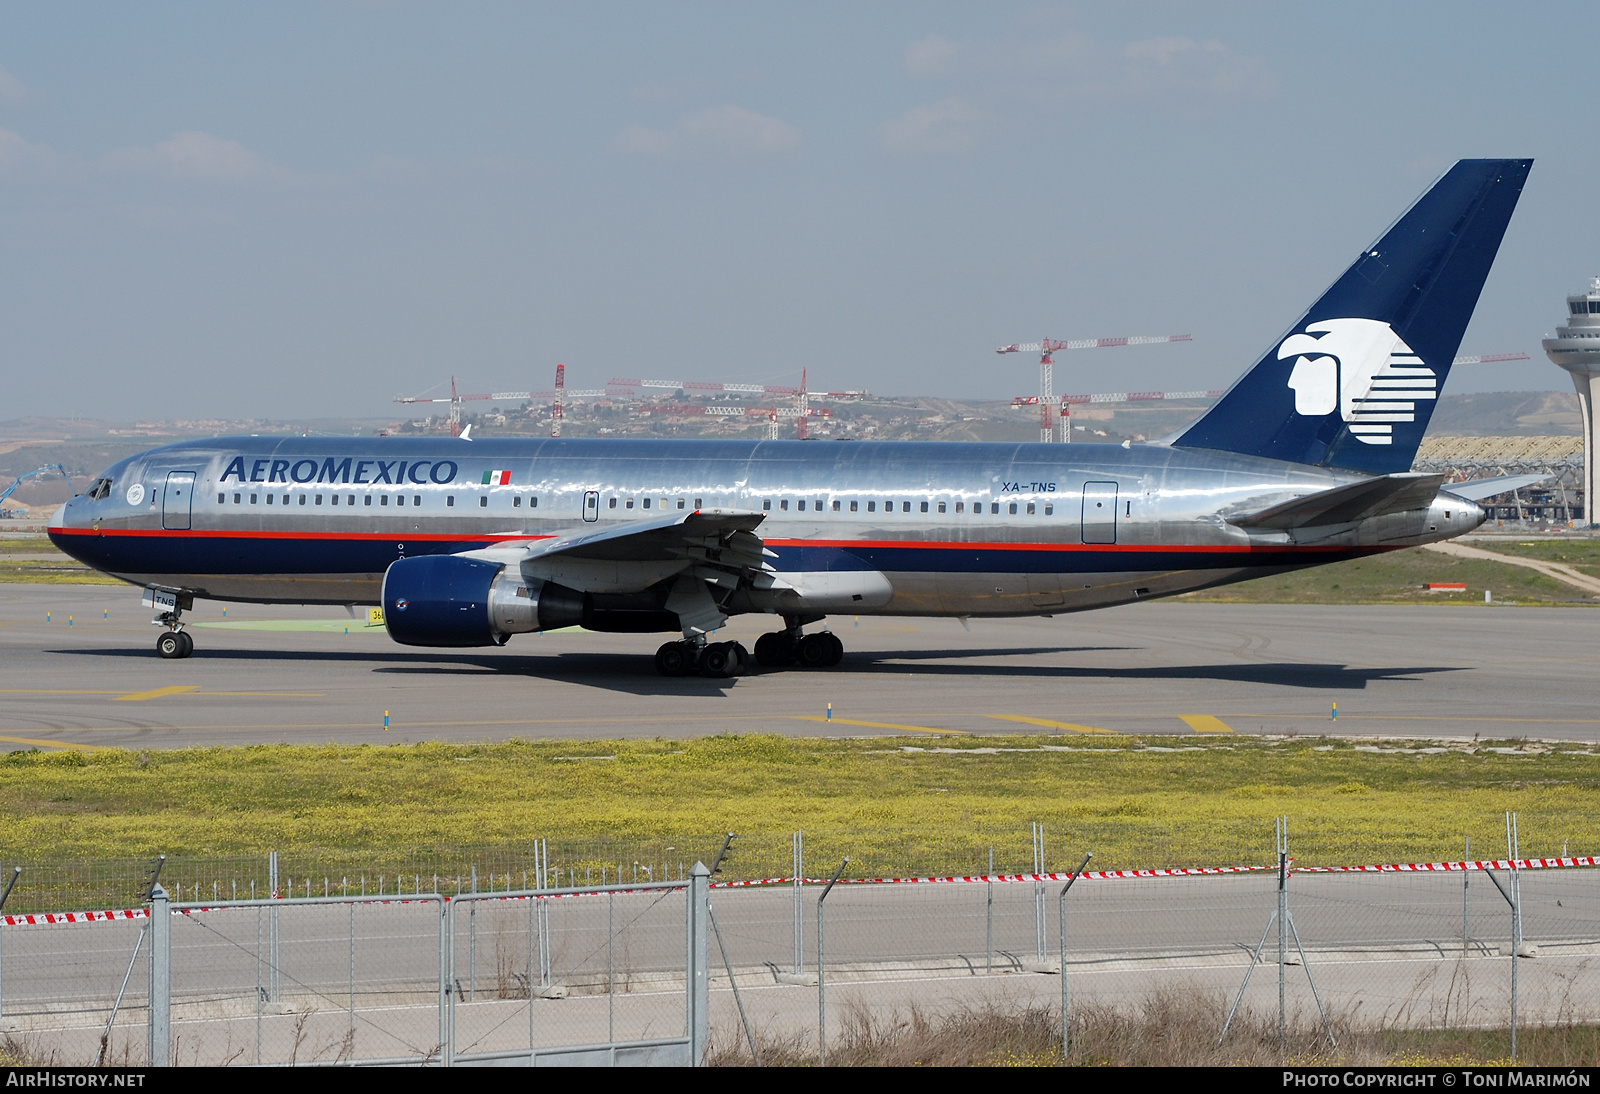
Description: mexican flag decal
xmin=481 ymin=469 xmax=512 ymax=485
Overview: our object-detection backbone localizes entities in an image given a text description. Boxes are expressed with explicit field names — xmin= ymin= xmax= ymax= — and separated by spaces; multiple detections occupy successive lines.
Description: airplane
xmin=50 ymin=158 xmax=1537 ymax=677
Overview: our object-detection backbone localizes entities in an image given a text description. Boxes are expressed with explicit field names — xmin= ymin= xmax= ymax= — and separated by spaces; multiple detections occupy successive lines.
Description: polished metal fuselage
xmin=48 ymin=437 xmax=1483 ymax=620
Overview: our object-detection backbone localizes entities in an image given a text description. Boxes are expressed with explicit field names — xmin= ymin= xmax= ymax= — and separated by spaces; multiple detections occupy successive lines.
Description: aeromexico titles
xmin=51 ymin=159 xmax=1539 ymax=676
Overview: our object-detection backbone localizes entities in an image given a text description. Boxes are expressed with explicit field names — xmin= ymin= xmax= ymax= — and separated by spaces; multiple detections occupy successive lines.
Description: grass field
xmin=1 ymin=734 xmax=1596 ymax=910
xmin=1178 ymin=546 xmax=1589 ymax=605
xmin=1483 ymin=538 xmax=1600 ymax=579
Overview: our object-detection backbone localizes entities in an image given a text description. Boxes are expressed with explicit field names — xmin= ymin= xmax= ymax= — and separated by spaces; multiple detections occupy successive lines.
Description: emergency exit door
xmin=583 ymin=490 xmax=599 ymax=522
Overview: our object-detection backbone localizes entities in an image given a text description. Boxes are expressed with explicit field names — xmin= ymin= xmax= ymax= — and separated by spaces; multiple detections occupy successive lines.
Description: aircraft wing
xmin=1440 ymin=473 xmax=1553 ymax=502
xmin=454 ymin=510 xmax=773 ymax=629
xmin=1229 ymin=473 xmax=1446 ymax=530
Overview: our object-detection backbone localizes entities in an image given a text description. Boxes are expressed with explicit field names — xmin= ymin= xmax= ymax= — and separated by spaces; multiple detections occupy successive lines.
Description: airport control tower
xmin=1543 ymin=277 xmax=1600 ymax=524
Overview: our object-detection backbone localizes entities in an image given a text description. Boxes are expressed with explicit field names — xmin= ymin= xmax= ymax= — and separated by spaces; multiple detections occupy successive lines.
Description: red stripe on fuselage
xmin=49 ymin=526 xmax=1387 ymax=557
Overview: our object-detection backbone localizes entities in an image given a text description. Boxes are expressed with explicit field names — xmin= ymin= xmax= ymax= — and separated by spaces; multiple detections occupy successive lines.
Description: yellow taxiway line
xmin=986 ymin=714 xmax=1113 ymax=734
xmin=793 ymin=716 xmax=968 ymax=736
xmin=0 ymin=735 xmax=109 ymax=752
xmin=1180 ymin=714 xmax=1235 ymax=734
xmin=112 ymin=686 xmax=202 ymax=702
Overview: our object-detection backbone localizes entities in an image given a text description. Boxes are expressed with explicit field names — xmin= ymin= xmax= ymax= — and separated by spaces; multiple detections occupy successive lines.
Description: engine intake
xmin=382 ymin=555 xmax=584 ymax=647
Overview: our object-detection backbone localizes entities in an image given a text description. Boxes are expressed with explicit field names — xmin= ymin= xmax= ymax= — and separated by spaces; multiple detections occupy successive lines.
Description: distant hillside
xmin=1426 ymin=391 xmax=1580 ymax=436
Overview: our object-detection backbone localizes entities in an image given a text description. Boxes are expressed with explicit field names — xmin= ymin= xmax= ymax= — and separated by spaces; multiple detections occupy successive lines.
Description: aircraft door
xmin=1081 ymin=482 xmax=1117 ymax=544
xmin=161 ymin=472 xmax=195 ymax=531
xmin=582 ymin=490 xmax=599 ymax=522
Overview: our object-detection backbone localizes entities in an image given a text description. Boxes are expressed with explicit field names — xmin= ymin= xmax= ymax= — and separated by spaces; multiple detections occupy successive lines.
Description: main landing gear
xmin=154 ymin=610 xmax=193 ymax=659
xmin=752 ymin=628 xmax=844 ymax=670
xmin=655 ymin=639 xmax=749 ymax=679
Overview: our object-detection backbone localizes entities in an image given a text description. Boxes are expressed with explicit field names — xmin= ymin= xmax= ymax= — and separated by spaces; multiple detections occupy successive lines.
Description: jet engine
xmin=382 ymin=555 xmax=584 ymax=647
xmin=381 ymin=554 xmax=686 ymax=646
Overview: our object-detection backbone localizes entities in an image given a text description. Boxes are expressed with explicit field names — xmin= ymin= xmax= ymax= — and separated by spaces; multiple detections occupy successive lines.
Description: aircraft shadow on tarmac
xmin=53 ymin=645 xmax=1460 ymax=693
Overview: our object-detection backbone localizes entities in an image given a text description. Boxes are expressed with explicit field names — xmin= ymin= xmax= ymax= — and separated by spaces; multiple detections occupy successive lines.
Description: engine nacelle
xmin=382 ymin=555 xmax=584 ymax=647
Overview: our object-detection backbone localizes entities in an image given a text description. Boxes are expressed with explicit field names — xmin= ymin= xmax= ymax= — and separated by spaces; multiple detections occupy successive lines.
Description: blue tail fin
xmin=1174 ymin=159 xmax=1531 ymax=474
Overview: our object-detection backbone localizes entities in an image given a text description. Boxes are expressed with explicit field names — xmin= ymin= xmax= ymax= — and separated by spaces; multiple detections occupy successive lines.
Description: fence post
xmin=1058 ymin=852 xmax=1092 ymax=1061
xmin=686 ymin=861 xmax=710 ymax=1066
xmin=443 ymin=896 xmax=455 ymax=1067
xmin=986 ymin=847 xmax=994 ymax=975
xmin=816 ymin=858 xmax=847 ymax=1068
xmin=792 ymin=830 xmax=803 ymax=974
xmin=268 ymin=850 xmax=280 ymax=1003
xmin=147 ymin=884 xmax=170 ymax=1067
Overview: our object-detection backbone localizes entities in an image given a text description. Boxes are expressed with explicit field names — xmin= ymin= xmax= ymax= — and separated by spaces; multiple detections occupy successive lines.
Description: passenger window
xmin=250 ymin=494 xmax=258 ymax=504
xmin=267 ymin=494 xmax=274 ymax=505
xmin=217 ymin=493 xmax=225 ymax=503
xmin=796 ymin=500 xmax=805 ymax=511
xmin=903 ymin=501 xmax=911 ymax=513
xmin=396 ymin=495 xmax=405 ymax=506
xmin=694 ymin=498 xmax=702 ymax=508
xmin=299 ymin=495 xmax=307 ymax=506
xmin=991 ymin=503 xmax=999 ymax=514
xmin=643 ymin=498 xmax=652 ymax=509
xmin=347 ymin=495 xmax=355 ymax=506
xmin=1009 ymin=502 xmax=1018 ymax=515
xmin=677 ymin=499 xmax=685 ymax=509
xmin=955 ymin=502 xmax=963 ymax=513
xmin=479 ymin=496 xmax=488 ymax=508
xmin=330 ymin=494 xmax=338 ymax=506
xmin=832 ymin=500 xmax=840 ymax=512
xmin=815 ymin=499 xmax=823 ymax=511
xmin=626 ymin=498 xmax=634 ymax=509
xmin=920 ymin=501 xmax=929 ymax=513
xmin=849 ymin=500 xmax=858 ymax=512
xmin=315 ymin=494 xmax=323 ymax=505
xmin=609 ymin=497 xmax=617 ymax=509
xmin=1044 ymin=504 xmax=1053 ymax=516
xmin=780 ymin=500 xmax=789 ymax=511
xmin=381 ymin=495 xmax=389 ymax=506
xmin=446 ymin=496 xmax=454 ymax=507
xmin=867 ymin=501 xmax=876 ymax=512
xmin=513 ymin=496 xmax=521 ymax=507
xmin=364 ymin=496 xmax=372 ymax=506
xmin=234 ymin=493 xmax=241 ymax=504
xmin=763 ymin=500 xmax=771 ymax=511
xmin=529 ymin=497 xmax=535 ymax=508
xmin=414 ymin=495 xmax=422 ymax=506
xmin=1026 ymin=502 xmax=1035 ymax=515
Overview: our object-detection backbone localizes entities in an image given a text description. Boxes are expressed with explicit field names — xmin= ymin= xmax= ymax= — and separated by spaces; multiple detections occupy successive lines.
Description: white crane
xmin=997 ymin=335 xmax=1192 ymax=442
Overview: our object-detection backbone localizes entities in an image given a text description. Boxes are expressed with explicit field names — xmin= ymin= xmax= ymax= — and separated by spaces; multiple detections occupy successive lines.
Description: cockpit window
xmin=85 ymin=477 xmax=113 ymax=500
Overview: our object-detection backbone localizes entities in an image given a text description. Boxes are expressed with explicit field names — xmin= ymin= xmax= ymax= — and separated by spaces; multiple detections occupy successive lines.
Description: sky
xmin=2 ymin=2 xmax=1597 ymax=421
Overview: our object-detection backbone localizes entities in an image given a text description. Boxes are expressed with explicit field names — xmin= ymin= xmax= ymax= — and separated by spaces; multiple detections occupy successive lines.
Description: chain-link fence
xmin=0 ymin=820 xmax=1590 ymax=1066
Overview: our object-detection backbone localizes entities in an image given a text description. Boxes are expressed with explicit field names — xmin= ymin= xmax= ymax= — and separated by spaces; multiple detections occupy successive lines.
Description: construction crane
xmin=394 ymin=367 xmax=608 ymax=436
xmin=997 ymin=335 xmax=1192 ymax=442
xmin=0 ymin=465 xmax=73 ymax=515
xmin=609 ymin=370 xmax=844 ymax=439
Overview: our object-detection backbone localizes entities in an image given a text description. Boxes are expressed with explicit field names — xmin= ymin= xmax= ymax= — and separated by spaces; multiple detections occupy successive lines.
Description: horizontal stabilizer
xmin=1441 ymin=473 xmax=1552 ymax=502
xmin=1231 ymin=473 xmax=1445 ymax=530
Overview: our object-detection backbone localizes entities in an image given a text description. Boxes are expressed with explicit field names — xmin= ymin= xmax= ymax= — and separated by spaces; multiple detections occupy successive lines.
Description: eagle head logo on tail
xmin=1279 ymin=318 xmax=1436 ymax=445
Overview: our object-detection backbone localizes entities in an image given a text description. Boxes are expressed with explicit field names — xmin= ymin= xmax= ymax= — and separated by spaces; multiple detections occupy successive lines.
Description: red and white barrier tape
xmin=7 ymin=856 xmax=1597 ymax=927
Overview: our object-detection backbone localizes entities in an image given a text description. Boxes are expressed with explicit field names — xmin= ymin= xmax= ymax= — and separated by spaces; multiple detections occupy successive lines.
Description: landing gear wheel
xmin=797 ymin=632 xmax=833 ymax=669
xmin=700 ymin=641 xmax=746 ymax=679
xmin=175 ymin=631 xmax=194 ymax=658
xmin=655 ymin=641 xmax=696 ymax=677
xmin=156 ymin=632 xmax=185 ymax=659
xmin=823 ymin=632 xmax=843 ymax=667
xmin=753 ymin=632 xmax=794 ymax=667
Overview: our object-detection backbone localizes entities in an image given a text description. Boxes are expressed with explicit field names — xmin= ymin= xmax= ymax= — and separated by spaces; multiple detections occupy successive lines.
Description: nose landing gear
xmin=153 ymin=605 xmax=194 ymax=659
xmin=156 ymin=630 xmax=193 ymax=659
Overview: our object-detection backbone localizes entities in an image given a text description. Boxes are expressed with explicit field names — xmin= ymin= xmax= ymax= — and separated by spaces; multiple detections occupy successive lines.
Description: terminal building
xmin=1542 ymin=276 xmax=1600 ymax=525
